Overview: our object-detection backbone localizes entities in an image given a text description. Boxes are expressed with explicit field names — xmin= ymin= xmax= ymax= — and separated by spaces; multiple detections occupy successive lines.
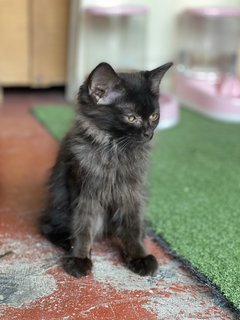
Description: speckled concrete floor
xmin=0 ymin=89 xmax=235 ymax=320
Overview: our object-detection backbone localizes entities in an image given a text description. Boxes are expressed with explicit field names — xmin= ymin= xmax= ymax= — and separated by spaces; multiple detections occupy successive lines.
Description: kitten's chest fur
xmin=70 ymin=137 xmax=149 ymax=206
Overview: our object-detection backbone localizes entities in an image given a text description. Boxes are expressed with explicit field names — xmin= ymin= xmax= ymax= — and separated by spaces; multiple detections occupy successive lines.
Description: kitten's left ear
xmin=147 ymin=62 xmax=173 ymax=95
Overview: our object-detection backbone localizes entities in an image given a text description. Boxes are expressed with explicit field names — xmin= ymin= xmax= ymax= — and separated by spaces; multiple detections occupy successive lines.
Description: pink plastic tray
xmin=84 ymin=5 xmax=148 ymax=16
xmin=157 ymin=94 xmax=179 ymax=130
xmin=175 ymin=73 xmax=240 ymax=122
xmin=184 ymin=7 xmax=240 ymax=17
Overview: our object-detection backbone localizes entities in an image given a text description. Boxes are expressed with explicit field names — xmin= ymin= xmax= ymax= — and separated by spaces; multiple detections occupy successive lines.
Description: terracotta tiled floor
xmin=0 ymin=89 xmax=235 ymax=319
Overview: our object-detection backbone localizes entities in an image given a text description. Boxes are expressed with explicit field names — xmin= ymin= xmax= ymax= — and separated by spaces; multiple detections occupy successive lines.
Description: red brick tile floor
xmin=0 ymin=89 xmax=235 ymax=320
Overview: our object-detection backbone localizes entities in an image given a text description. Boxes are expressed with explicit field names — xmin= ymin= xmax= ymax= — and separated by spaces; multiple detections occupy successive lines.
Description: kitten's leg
xmin=62 ymin=227 xmax=93 ymax=278
xmin=119 ymin=203 xmax=159 ymax=276
xmin=62 ymin=199 xmax=100 ymax=278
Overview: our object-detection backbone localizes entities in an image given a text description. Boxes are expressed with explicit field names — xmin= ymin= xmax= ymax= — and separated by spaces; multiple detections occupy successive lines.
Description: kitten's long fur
xmin=41 ymin=62 xmax=172 ymax=277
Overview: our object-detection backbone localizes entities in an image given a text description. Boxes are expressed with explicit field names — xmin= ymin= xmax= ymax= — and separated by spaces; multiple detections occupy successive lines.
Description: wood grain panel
xmin=0 ymin=0 xmax=30 ymax=85
xmin=31 ymin=0 xmax=69 ymax=87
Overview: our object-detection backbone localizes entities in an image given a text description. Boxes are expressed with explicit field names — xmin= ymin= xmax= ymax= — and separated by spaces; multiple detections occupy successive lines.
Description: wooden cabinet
xmin=0 ymin=0 xmax=30 ymax=85
xmin=0 ymin=0 xmax=69 ymax=87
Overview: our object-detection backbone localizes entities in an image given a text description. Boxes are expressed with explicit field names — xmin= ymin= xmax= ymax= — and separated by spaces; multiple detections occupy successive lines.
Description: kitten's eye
xmin=127 ymin=115 xmax=137 ymax=123
xmin=149 ymin=113 xmax=159 ymax=121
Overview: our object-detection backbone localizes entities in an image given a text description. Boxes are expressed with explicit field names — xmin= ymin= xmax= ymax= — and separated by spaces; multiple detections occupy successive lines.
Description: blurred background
xmin=0 ymin=0 xmax=240 ymax=109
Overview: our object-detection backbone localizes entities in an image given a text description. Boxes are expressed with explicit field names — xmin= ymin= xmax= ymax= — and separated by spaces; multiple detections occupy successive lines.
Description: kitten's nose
xmin=143 ymin=131 xmax=153 ymax=140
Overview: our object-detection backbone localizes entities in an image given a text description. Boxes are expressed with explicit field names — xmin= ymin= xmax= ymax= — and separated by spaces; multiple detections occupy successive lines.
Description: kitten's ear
xmin=87 ymin=62 xmax=123 ymax=105
xmin=147 ymin=62 xmax=173 ymax=95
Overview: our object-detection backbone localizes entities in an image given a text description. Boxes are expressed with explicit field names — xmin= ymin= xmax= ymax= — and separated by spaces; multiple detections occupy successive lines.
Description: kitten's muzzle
xmin=142 ymin=131 xmax=153 ymax=141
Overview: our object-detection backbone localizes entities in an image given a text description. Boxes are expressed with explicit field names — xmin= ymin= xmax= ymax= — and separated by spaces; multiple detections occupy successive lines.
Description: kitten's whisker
xmin=117 ymin=138 xmax=131 ymax=153
xmin=116 ymin=137 xmax=128 ymax=149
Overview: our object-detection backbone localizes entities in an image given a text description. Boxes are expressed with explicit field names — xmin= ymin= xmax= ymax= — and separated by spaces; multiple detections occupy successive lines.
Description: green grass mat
xmin=32 ymin=104 xmax=240 ymax=310
xmin=32 ymin=104 xmax=75 ymax=140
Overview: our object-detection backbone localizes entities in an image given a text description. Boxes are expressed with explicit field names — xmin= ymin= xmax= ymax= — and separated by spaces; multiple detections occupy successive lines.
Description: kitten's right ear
xmin=87 ymin=63 xmax=123 ymax=105
xmin=147 ymin=62 xmax=173 ymax=96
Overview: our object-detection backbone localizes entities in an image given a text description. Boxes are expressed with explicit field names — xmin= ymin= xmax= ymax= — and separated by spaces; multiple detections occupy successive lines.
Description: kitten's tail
xmin=40 ymin=210 xmax=72 ymax=252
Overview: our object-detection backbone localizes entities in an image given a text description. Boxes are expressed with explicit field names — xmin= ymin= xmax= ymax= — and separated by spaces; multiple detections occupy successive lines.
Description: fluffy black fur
xmin=41 ymin=62 xmax=172 ymax=277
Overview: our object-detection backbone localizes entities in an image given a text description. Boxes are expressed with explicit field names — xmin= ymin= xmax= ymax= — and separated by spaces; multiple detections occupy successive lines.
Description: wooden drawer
xmin=0 ymin=0 xmax=69 ymax=87
xmin=0 ymin=0 xmax=30 ymax=85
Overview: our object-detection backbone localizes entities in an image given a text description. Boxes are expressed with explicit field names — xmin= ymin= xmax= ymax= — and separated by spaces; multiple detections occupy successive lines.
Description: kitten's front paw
xmin=62 ymin=257 xmax=93 ymax=278
xmin=127 ymin=254 xmax=158 ymax=276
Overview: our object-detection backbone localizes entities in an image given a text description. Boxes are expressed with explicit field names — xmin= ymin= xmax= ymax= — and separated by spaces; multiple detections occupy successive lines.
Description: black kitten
xmin=41 ymin=62 xmax=172 ymax=277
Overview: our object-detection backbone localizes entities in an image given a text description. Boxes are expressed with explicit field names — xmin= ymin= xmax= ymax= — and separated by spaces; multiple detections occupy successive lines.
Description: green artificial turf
xmin=32 ymin=104 xmax=240 ymax=310
xmin=32 ymin=104 xmax=75 ymax=140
